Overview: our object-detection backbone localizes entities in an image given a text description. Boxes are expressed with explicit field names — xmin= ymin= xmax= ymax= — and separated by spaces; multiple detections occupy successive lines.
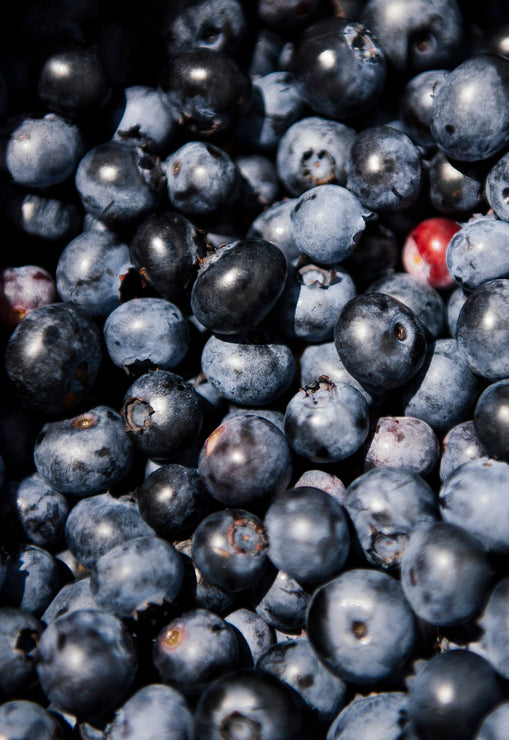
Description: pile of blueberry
xmin=3 ymin=0 xmax=509 ymax=737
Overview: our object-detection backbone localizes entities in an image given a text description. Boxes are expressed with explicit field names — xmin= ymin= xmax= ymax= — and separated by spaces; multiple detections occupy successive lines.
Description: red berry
xmin=402 ymin=217 xmax=460 ymax=289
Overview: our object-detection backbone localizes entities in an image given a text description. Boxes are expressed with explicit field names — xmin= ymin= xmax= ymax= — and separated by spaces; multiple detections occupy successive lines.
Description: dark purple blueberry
xmin=473 ymin=379 xmax=509 ymax=462
xmin=0 ymin=545 xmax=59 ymax=618
xmin=7 ymin=473 xmax=69 ymax=548
xmin=235 ymin=153 xmax=280 ymax=210
xmin=42 ymin=577 xmax=99 ymax=625
xmin=428 ymin=151 xmax=485 ymax=216
xmin=299 ymin=341 xmax=376 ymax=406
xmin=175 ymin=540 xmax=237 ymax=617
xmin=107 ymin=683 xmax=193 ymax=740
xmin=0 ymin=607 xmax=44 ymax=700
xmin=400 ymin=70 xmax=449 ymax=148
xmin=225 ymin=608 xmax=275 ymax=667
xmin=0 ymin=700 xmax=64 ymax=740
xmin=251 ymin=569 xmax=311 ymax=633
xmin=162 ymin=0 xmax=247 ymax=56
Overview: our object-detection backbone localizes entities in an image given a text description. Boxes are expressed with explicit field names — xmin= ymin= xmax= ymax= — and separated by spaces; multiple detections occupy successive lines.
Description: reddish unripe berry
xmin=403 ymin=217 xmax=460 ymax=289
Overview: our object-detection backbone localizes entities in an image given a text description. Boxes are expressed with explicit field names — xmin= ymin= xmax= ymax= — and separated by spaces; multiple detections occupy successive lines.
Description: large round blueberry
xmin=107 ymin=683 xmax=193 ymax=740
xmin=0 ymin=700 xmax=64 ymax=740
xmin=446 ymin=217 xmax=509 ymax=291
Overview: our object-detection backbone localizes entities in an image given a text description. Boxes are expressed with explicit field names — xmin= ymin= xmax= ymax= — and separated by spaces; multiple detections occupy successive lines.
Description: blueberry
xmin=327 ymin=692 xmax=413 ymax=740
xmin=477 ymin=702 xmax=509 ymax=740
xmin=42 ymin=577 xmax=99 ymax=625
xmin=0 ymin=189 xmax=82 ymax=244
xmin=0 ymin=545 xmax=59 ymax=618
xmin=486 ymin=150 xmax=509 ymax=221
xmin=175 ymin=540 xmax=237 ymax=617
xmin=400 ymin=70 xmax=449 ymax=148
xmin=235 ymin=153 xmax=280 ymax=209
xmin=251 ymin=568 xmax=311 ymax=633
xmin=0 ymin=700 xmax=64 ymax=740
xmin=360 ymin=416 xmax=440 ymax=477
xmin=113 ymin=85 xmax=177 ymax=153
xmin=7 ymin=472 xmax=69 ymax=548
xmin=162 ymin=0 xmax=247 ymax=56
xmin=0 ymin=607 xmax=44 ymax=700
xmin=225 ymin=608 xmax=276 ymax=667
xmin=107 ymin=683 xmax=193 ymax=740
xmin=473 ymin=379 xmax=509 ymax=462
xmin=439 ymin=421 xmax=487 ymax=483
xmin=446 ymin=217 xmax=509 ymax=291
xmin=479 ymin=577 xmax=509 ymax=681
xmin=299 ymin=341 xmax=376 ymax=405
xmin=429 ymin=152 xmax=485 ymax=216
xmin=248 ymin=198 xmax=300 ymax=262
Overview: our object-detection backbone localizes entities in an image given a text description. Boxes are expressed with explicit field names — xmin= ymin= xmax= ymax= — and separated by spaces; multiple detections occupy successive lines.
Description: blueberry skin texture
xmin=344 ymin=467 xmax=438 ymax=570
xmin=486 ymin=151 xmax=509 ymax=221
xmin=113 ymin=85 xmax=177 ymax=153
xmin=248 ymin=198 xmax=300 ymax=262
xmin=299 ymin=341 xmax=375 ymax=405
xmin=201 ymin=333 xmax=295 ymax=407
xmin=401 ymin=521 xmax=491 ymax=626
xmin=446 ymin=218 xmax=509 ymax=291
xmin=474 ymin=379 xmax=509 ymax=462
xmin=480 ymin=578 xmax=509 ymax=681
xmin=265 ymin=486 xmax=350 ymax=585
xmin=153 ymin=609 xmax=239 ymax=696
xmin=291 ymin=18 xmax=386 ymax=120
xmin=276 ymin=116 xmax=356 ymax=196
xmin=42 ymin=577 xmax=99 ymax=625
xmin=225 ymin=608 xmax=276 ymax=666
xmin=122 ymin=370 xmax=203 ymax=462
xmin=0 ymin=545 xmax=59 ymax=618
xmin=400 ymin=70 xmax=449 ymax=148
xmin=107 ymin=683 xmax=193 ymax=740
xmin=0 ymin=700 xmax=64 ymax=740
xmin=439 ymin=457 xmax=509 ymax=554
xmin=456 ymin=279 xmax=509 ymax=380
xmin=0 ymin=188 xmax=82 ymax=243
xmin=34 ymin=406 xmax=133 ymax=497
xmin=408 ymin=650 xmax=503 ymax=740
xmin=347 ymin=125 xmax=422 ymax=213
xmin=477 ymin=702 xmax=509 ymax=740
xmin=428 ymin=151 xmax=485 ymax=217
xmin=199 ymin=414 xmax=291 ymax=507
xmin=6 ymin=113 xmax=83 ymax=188
xmin=64 ymin=493 xmax=153 ymax=570
xmin=334 ymin=293 xmax=427 ymax=391
xmin=235 ymin=154 xmax=280 ymax=209
xmin=138 ymin=464 xmax=207 ymax=541
xmin=251 ymin=569 xmax=311 ymax=633
xmin=162 ymin=0 xmax=247 ymax=56
xmin=191 ymin=238 xmax=287 ymax=335
xmin=56 ymin=231 xmax=131 ymax=319
xmin=257 ymin=638 xmax=347 ymax=722
xmin=290 ymin=184 xmax=369 ymax=265
xmin=175 ymin=540 xmax=237 ymax=617
xmin=163 ymin=141 xmax=240 ymax=217
xmin=36 ymin=609 xmax=137 ymax=719
xmin=75 ymin=141 xmax=164 ymax=227
xmin=439 ymin=420 xmax=487 ymax=482
xmin=327 ymin=692 xmax=414 ymax=740
xmin=274 ymin=263 xmax=356 ymax=343
xmin=401 ymin=339 xmax=481 ymax=435
xmin=362 ymin=0 xmax=462 ymax=73
xmin=104 ymin=298 xmax=189 ymax=373
xmin=192 ymin=509 xmax=268 ymax=593
xmin=360 ymin=416 xmax=440 ymax=477
xmin=447 ymin=286 xmax=468 ymax=337
xmin=90 ymin=535 xmax=184 ymax=618
xmin=306 ymin=568 xmax=416 ymax=685
xmin=4 ymin=303 xmax=102 ymax=415
xmin=284 ymin=379 xmax=370 ymax=463
xmin=0 ymin=607 xmax=44 ymax=700
xmin=431 ymin=54 xmax=509 ymax=162
xmin=194 ymin=669 xmax=302 ymax=740
xmin=8 ymin=472 xmax=69 ymax=548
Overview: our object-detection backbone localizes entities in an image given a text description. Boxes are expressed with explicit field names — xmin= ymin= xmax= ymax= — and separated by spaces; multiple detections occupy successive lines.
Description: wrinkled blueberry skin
xmin=162 ymin=0 xmax=247 ymax=56
xmin=265 ymin=486 xmax=350 ymax=584
xmin=299 ymin=341 xmax=376 ymax=405
xmin=153 ymin=608 xmax=239 ymax=696
xmin=163 ymin=141 xmax=240 ymax=217
xmin=408 ymin=650 xmax=503 ymax=740
xmin=42 ymin=577 xmax=98 ymax=625
xmin=285 ymin=379 xmax=370 ymax=463
xmin=90 ymin=535 xmax=184 ymax=618
xmin=335 ymin=293 xmax=427 ymax=391
xmin=4 ymin=303 xmax=102 ymax=416
xmin=431 ymin=54 xmax=509 ymax=162
xmin=201 ymin=333 xmax=295 ymax=407
xmin=122 ymin=370 xmax=203 ymax=462
xmin=191 ymin=238 xmax=287 ymax=335
xmin=291 ymin=19 xmax=386 ymax=120
xmin=480 ymin=577 xmax=509 ymax=681
xmin=225 ymin=607 xmax=275 ymax=666
xmin=75 ymin=141 xmax=164 ymax=227
xmin=347 ymin=125 xmax=422 ymax=213
xmin=362 ymin=0 xmax=462 ymax=72
xmin=291 ymin=184 xmax=369 ymax=265
xmin=192 ymin=509 xmax=268 ymax=592
xmin=7 ymin=473 xmax=69 ymax=548
xmin=440 ymin=420 xmax=486 ymax=482
xmin=0 ymin=700 xmax=64 ymax=740
xmin=251 ymin=568 xmax=311 ymax=633
xmin=130 ymin=210 xmax=205 ymax=301
xmin=56 ymin=232 xmax=131 ymax=319
xmin=0 ymin=545 xmax=59 ymax=618
xmin=401 ymin=521 xmax=491 ymax=626
xmin=113 ymin=85 xmax=177 ymax=153
xmin=38 ymin=48 xmax=111 ymax=118
xmin=307 ymin=568 xmax=416 ymax=685
xmin=104 ymin=298 xmax=189 ymax=373
xmin=327 ymin=691 xmax=414 ymax=740
xmin=360 ymin=416 xmax=440 ymax=477
xmin=0 ymin=607 xmax=44 ymax=700
xmin=0 ymin=189 xmax=82 ymax=244
xmin=401 ymin=339 xmax=481 ymax=435
xmin=367 ymin=270 xmax=445 ymax=340
xmin=160 ymin=48 xmax=252 ymax=136
xmin=257 ymin=637 xmax=347 ymax=722
xmin=36 ymin=609 xmax=137 ymax=719
xmin=428 ymin=151 xmax=485 ymax=216
xmin=439 ymin=457 xmax=509 ymax=553
xmin=344 ymin=467 xmax=438 ymax=570
xmin=34 ymin=406 xmax=133 ymax=497
xmin=199 ymin=415 xmax=292 ymax=507
xmin=6 ymin=113 xmax=83 ymax=188
xmin=107 ymin=683 xmax=193 ymax=740
xmin=446 ymin=218 xmax=509 ymax=291
xmin=64 ymin=493 xmax=153 ymax=570
xmin=276 ymin=116 xmax=356 ymax=197
xmin=275 ymin=263 xmax=356 ymax=343
xmin=456 ymin=279 xmax=509 ymax=380
xmin=486 ymin=151 xmax=509 ymax=221
xmin=248 ymin=198 xmax=300 ymax=262
xmin=138 ymin=464 xmax=207 ymax=541
xmin=477 ymin=702 xmax=509 ymax=740
xmin=194 ymin=669 xmax=302 ymax=740
xmin=400 ymin=70 xmax=449 ymax=148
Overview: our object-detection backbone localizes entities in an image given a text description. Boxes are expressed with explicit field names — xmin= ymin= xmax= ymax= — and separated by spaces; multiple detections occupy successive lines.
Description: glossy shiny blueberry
xmin=473 ymin=379 xmax=509 ymax=462
xmin=428 ymin=151 xmax=485 ymax=216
